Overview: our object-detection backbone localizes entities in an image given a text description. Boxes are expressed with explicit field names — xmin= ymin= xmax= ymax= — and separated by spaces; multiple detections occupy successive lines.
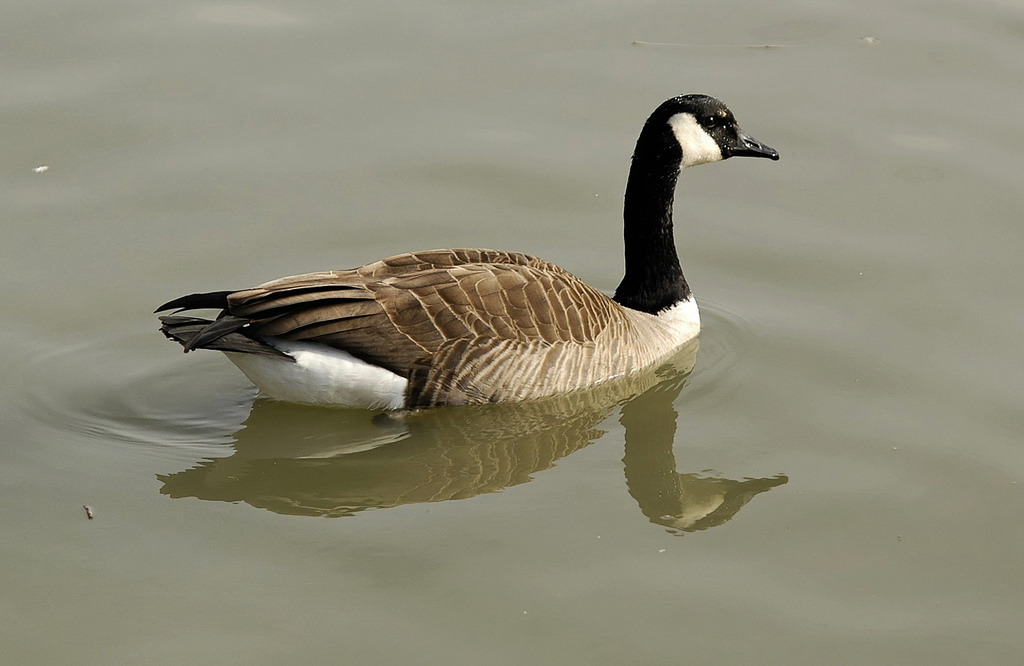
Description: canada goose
xmin=156 ymin=94 xmax=779 ymax=409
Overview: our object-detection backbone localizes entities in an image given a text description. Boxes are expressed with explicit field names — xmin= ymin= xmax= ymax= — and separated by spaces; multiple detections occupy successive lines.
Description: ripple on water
xmin=684 ymin=298 xmax=758 ymax=406
xmin=20 ymin=333 xmax=255 ymax=461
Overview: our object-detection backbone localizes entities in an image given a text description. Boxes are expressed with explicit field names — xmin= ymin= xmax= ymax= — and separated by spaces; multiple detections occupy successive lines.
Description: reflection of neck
xmin=621 ymin=377 xmax=687 ymax=521
xmin=621 ymin=373 xmax=790 ymax=533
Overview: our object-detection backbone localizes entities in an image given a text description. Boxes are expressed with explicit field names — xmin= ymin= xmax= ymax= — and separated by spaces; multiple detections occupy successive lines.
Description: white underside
xmin=222 ymin=297 xmax=700 ymax=409
xmin=225 ymin=339 xmax=408 ymax=410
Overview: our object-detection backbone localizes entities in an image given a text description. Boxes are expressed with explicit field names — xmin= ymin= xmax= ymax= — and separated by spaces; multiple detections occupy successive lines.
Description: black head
xmin=638 ymin=94 xmax=779 ymax=167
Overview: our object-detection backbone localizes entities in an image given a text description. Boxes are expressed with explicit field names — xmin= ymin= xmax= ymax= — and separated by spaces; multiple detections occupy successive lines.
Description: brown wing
xmin=225 ymin=249 xmax=619 ymax=378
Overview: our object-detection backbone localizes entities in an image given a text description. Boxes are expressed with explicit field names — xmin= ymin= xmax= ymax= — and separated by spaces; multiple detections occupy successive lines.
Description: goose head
xmin=616 ymin=94 xmax=778 ymax=315
xmin=634 ymin=94 xmax=779 ymax=169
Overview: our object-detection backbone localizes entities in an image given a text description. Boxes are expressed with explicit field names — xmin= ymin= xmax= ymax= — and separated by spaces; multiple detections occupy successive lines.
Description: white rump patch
xmin=669 ymin=113 xmax=723 ymax=168
xmin=224 ymin=338 xmax=407 ymax=410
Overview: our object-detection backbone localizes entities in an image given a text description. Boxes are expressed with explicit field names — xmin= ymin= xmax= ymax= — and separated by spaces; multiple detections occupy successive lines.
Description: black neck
xmin=613 ymin=144 xmax=689 ymax=315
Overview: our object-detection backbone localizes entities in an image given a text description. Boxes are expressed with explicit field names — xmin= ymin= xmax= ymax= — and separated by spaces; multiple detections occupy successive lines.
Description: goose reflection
xmin=620 ymin=379 xmax=787 ymax=533
xmin=158 ymin=339 xmax=786 ymax=529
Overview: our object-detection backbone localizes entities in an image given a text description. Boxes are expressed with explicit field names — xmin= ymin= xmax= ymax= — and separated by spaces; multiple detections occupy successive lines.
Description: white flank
xmin=224 ymin=338 xmax=407 ymax=409
xmin=668 ymin=113 xmax=723 ymax=168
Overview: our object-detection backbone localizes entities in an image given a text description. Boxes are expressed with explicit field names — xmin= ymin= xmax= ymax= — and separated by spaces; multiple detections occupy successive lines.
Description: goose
xmin=156 ymin=94 xmax=779 ymax=409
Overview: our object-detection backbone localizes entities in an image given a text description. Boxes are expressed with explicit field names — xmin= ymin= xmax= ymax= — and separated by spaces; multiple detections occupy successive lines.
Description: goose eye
xmin=704 ymin=115 xmax=728 ymax=130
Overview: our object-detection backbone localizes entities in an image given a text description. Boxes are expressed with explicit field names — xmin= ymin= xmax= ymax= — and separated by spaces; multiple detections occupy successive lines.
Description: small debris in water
xmin=82 ymin=505 xmax=94 ymax=520
xmin=860 ymin=36 xmax=880 ymax=45
xmin=33 ymin=165 xmax=50 ymax=173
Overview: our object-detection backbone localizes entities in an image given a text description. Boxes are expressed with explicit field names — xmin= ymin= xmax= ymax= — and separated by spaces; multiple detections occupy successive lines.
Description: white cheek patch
xmin=669 ymin=113 xmax=723 ymax=168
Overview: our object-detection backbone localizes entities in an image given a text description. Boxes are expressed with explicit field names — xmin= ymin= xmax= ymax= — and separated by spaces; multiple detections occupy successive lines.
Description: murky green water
xmin=3 ymin=1 xmax=1022 ymax=663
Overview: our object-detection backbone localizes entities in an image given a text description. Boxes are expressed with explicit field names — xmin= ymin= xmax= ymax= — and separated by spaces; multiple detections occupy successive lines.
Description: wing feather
xmin=160 ymin=250 xmax=623 ymax=392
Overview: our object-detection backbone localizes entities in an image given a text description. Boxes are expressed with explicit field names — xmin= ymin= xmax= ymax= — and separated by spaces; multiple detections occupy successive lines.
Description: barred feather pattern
xmin=168 ymin=249 xmax=698 ymax=407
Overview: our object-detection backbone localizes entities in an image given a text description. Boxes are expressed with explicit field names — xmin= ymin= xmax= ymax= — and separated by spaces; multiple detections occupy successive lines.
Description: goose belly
xmin=224 ymin=339 xmax=407 ymax=409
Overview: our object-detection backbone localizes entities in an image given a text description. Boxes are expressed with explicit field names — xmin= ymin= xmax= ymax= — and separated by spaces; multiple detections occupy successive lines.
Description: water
xmin=3 ymin=1 xmax=1023 ymax=663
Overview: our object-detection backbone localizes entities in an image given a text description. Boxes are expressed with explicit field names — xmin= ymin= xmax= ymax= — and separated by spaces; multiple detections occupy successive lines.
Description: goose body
xmin=157 ymin=94 xmax=778 ymax=409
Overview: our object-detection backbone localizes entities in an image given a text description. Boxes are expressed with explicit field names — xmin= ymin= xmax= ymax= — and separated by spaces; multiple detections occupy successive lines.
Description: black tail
xmin=154 ymin=290 xmax=234 ymax=314
xmin=158 ymin=315 xmax=293 ymax=361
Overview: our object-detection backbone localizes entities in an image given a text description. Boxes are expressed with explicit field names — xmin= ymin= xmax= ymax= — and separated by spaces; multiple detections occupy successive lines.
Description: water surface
xmin=3 ymin=1 xmax=1022 ymax=663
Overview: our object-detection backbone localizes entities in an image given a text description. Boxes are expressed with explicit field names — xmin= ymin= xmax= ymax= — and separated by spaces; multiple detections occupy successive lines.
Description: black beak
xmin=729 ymin=128 xmax=779 ymax=160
